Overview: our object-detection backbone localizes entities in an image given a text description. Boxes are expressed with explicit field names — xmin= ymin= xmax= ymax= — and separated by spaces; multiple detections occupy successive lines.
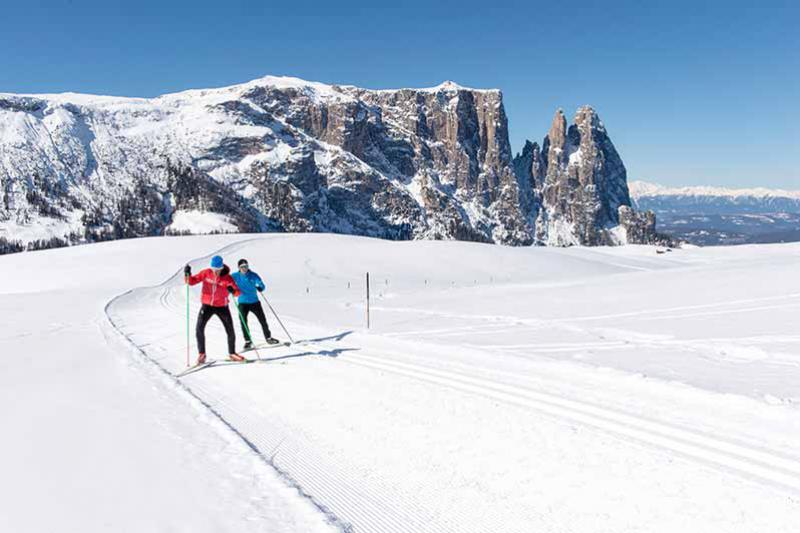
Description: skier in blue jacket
xmin=231 ymin=258 xmax=279 ymax=349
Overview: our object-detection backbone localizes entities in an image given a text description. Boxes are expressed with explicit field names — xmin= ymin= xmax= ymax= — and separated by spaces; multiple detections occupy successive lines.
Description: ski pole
xmin=232 ymin=299 xmax=261 ymax=360
xmin=258 ymin=291 xmax=295 ymax=344
xmin=185 ymin=277 xmax=190 ymax=368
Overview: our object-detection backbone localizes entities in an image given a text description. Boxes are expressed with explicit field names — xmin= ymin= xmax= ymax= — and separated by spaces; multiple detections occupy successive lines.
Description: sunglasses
xmin=239 ymin=264 xmax=249 ymax=269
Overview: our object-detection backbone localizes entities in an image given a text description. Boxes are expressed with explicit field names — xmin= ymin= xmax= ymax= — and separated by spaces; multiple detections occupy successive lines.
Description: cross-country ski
xmin=177 ymin=357 xmax=258 ymax=378
xmin=176 ymin=360 xmax=218 ymax=378
xmin=242 ymin=340 xmax=290 ymax=353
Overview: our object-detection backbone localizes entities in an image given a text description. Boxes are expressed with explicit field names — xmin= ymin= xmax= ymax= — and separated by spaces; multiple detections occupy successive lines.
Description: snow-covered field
xmin=2 ymin=234 xmax=799 ymax=532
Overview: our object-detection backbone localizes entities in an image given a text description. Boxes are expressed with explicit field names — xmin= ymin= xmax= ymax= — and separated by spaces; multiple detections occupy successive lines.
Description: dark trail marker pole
xmin=366 ymin=272 xmax=371 ymax=329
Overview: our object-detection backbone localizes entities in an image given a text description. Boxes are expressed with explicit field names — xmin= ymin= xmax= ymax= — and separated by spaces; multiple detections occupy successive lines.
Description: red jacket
xmin=187 ymin=267 xmax=240 ymax=307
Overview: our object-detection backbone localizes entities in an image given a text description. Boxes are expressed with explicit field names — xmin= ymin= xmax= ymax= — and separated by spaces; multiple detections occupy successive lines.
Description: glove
xmin=184 ymin=265 xmax=191 ymax=276
xmin=257 ymin=286 xmax=264 ymax=293
xmin=227 ymin=286 xmax=235 ymax=294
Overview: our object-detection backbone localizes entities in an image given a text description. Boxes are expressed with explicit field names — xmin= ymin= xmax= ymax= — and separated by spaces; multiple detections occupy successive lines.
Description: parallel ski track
xmin=181 ymin=373 xmax=524 ymax=533
xmin=374 ymin=292 xmax=800 ymax=335
xmin=326 ymin=341 xmax=800 ymax=496
xmin=155 ymin=286 xmax=534 ymax=533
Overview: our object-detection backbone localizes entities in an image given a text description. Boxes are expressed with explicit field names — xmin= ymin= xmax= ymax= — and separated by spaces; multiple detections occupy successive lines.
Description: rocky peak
xmin=515 ymin=106 xmax=657 ymax=246
xmin=511 ymin=140 xmax=544 ymax=217
xmin=512 ymin=140 xmax=542 ymax=185
xmin=549 ymin=108 xmax=568 ymax=138
xmin=545 ymin=109 xmax=568 ymax=153
xmin=433 ymin=80 xmax=467 ymax=92
xmin=573 ymin=105 xmax=602 ymax=132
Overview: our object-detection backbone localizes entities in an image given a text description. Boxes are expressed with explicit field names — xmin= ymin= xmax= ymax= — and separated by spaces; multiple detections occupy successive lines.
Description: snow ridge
xmin=630 ymin=181 xmax=800 ymax=200
xmin=0 ymin=75 xmax=495 ymax=106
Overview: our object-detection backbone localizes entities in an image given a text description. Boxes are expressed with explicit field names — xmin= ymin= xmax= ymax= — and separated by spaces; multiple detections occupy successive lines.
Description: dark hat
xmin=238 ymin=258 xmax=249 ymax=267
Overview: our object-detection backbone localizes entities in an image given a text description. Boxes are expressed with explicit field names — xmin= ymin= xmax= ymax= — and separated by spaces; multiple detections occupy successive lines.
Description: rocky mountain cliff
xmin=0 ymin=76 xmax=659 ymax=253
xmin=513 ymin=107 xmax=662 ymax=246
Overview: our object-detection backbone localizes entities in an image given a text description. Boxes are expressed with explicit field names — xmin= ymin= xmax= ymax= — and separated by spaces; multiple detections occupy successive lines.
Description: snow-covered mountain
xmin=630 ymin=181 xmax=800 ymax=245
xmin=0 ymin=75 xmax=661 ymax=253
xmin=630 ymin=181 xmax=800 ymax=213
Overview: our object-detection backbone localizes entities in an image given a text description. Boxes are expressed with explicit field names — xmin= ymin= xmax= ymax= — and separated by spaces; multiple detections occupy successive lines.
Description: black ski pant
xmin=196 ymin=304 xmax=236 ymax=355
xmin=238 ymin=301 xmax=271 ymax=343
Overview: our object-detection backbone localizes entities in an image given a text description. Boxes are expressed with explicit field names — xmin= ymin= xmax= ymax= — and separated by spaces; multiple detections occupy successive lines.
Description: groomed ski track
xmin=103 ymin=237 xmax=353 ymax=532
xmin=104 ymin=236 xmax=458 ymax=533
xmin=104 ymin=235 xmax=800 ymax=532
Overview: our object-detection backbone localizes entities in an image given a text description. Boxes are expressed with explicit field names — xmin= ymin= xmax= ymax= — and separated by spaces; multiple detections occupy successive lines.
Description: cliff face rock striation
xmin=513 ymin=106 xmax=660 ymax=246
xmin=0 ymin=76 xmax=659 ymax=252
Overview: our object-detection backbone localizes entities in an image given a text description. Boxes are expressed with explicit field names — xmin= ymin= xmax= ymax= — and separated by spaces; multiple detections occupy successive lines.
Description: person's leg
xmin=215 ymin=306 xmax=237 ymax=355
xmin=251 ymin=301 xmax=272 ymax=340
xmin=195 ymin=305 xmax=212 ymax=355
xmin=238 ymin=303 xmax=253 ymax=343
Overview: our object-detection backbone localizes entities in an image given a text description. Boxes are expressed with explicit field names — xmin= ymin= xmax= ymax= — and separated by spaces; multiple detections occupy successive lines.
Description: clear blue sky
xmin=2 ymin=0 xmax=798 ymax=188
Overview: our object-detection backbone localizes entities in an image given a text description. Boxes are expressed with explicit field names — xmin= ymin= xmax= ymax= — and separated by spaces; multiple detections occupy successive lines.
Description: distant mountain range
xmin=0 ymin=75 xmax=663 ymax=254
xmin=630 ymin=181 xmax=800 ymax=245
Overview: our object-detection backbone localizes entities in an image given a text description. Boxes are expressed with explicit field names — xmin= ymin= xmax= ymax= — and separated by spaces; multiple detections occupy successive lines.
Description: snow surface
xmin=167 ymin=210 xmax=238 ymax=234
xmin=3 ymin=234 xmax=800 ymax=532
xmin=567 ymin=147 xmax=583 ymax=166
xmin=0 ymin=212 xmax=84 ymax=243
xmin=372 ymin=80 xmax=498 ymax=93
xmin=630 ymin=180 xmax=800 ymax=200
xmin=0 ymin=236 xmax=338 ymax=533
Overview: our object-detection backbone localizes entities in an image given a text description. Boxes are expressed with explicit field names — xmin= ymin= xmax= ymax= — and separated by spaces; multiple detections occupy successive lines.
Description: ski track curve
xmin=102 ymin=236 xmax=363 ymax=532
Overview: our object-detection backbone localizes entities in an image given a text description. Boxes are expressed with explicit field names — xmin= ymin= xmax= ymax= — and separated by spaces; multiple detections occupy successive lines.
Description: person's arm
xmin=186 ymin=267 xmax=205 ymax=286
xmin=223 ymin=276 xmax=241 ymax=297
xmin=253 ymin=273 xmax=266 ymax=292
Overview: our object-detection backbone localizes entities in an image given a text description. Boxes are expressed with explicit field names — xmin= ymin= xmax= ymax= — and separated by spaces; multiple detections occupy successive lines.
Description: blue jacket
xmin=232 ymin=270 xmax=265 ymax=304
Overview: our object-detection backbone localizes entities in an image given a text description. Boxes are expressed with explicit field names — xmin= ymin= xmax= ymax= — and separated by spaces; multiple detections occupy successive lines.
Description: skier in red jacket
xmin=184 ymin=255 xmax=244 ymax=364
